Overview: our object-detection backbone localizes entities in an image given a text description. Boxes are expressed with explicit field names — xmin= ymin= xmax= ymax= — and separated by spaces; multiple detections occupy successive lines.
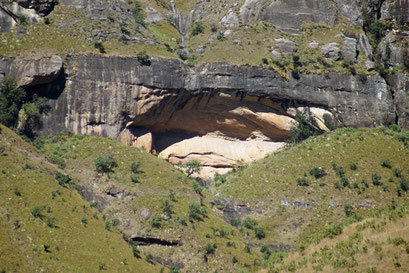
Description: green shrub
xmin=150 ymin=216 xmax=161 ymax=228
xmin=393 ymin=168 xmax=402 ymax=178
xmin=132 ymin=245 xmax=140 ymax=258
xmin=132 ymin=2 xmax=146 ymax=26
xmin=230 ymin=217 xmax=241 ymax=227
xmin=289 ymin=111 xmax=319 ymax=143
xmin=388 ymin=237 xmax=406 ymax=246
xmin=188 ymin=203 xmax=206 ymax=221
xmin=191 ymin=21 xmax=204 ymax=36
xmin=111 ymin=219 xmax=120 ymax=227
xmin=55 ymin=171 xmax=70 ymax=186
xmin=296 ymin=177 xmax=309 ymax=186
xmin=340 ymin=177 xmax=350 ymax=188
xmin=381 ymin=159 xmax=392 ymax=168
xmin=161 ymin=199 xmax=173 ymax=218
xmin=50 ymin=155 xmax=65 ymax=169
xmin=0 ymin=145 xmax=5 ymax=154
xmin=344 ymin=205 xmax=354 ymax=217
xmin=0 ymin=76 xmax=26 ymax=128
xmin=335 ymin=166 xmax=345 ymax=178
xmin=399 ymin=178 xmax=409 ymax=192
xmin=372 ymin=173 xmax=382 ymax=186
xmin=349 ymin=162 xmax=357 ymax=170
xmin=169 ymin=190 xmax=176 ymax=201
xmin=203 ymin=243 xmax=217 ymax=254
xmin=169 ymin=266 xmax=180 ymax=273
xmin=243 ymin=217 xmax=258 ymax=229
xmin=94 ymin=155 xmax=118 ymax=173
xmin=309 ymin=167 xmax=326 ymax=179
xmin=217 ymin=32 xmax=225 ymax=41
xmin=232 ymin=256 xmax=238 ymax=264
xmin=254 ymin=226 xmax=266 ymax=239
xmin=93 ymin=41 xmax=106 ymax=54
xmin=45 ymin=216 xmax=57 ymax=228
xmin=31 ymin=206 xmax=45 ymax=219
xmin=130 ymin=173 xmax=139 ymax=183
xmin=136 ymin=50 xmax=151 ymax=65
xmin=192 ymin=181 xmax=203 ymax=195
xmin=14 ymin=186 xmax=21 ymax=196
xmin=210 ymin=23 xmax=217 ymax=32
xmin=130 ymin=161 xmax=141 ymax=173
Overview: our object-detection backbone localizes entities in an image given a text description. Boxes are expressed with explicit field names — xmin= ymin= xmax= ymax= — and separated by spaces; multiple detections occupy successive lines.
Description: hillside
xmin=2 ymin=123 xmax=409 ymax=272
xmin=1 ymin=0 xmax=409 ymax=272
xmin=0 ymin=124 xmax=160 ymax=272
xmin=212 ymin=127 xmax=409 ymax=248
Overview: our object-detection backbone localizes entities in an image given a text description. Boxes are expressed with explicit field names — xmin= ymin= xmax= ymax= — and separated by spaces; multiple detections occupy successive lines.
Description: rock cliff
xmin=0 ymin=0 xmax=408 ymax=177
xmin=1 ymin=53 xmax=401 ymax=177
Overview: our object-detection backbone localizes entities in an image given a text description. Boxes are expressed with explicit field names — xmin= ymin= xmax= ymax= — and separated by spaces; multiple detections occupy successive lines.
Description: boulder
xmin=321 ymin=42 xmax=341 ymax=61
xmin=220 ymin=10 xmax=239 ymax=27
xmin=378 ymin=34 xmax=406 ymax=67
xmin=336 ymin=0 xmax=363 ymax=26
xmin=308 ymin=41 xmax=319 ymax=49
xmin=159 ymin=134 xmax=286 ymax=179
xmin=239 ymin=0 xmax=267 ymax=25
xmin=381 ymin=0 xmax=409 ymax=24
xmin=274 ymin=38 xmax=297 ymax=56
xmin=343 ymin=37 xmax=357 ymax=63
xmin=145 ymin=7 xmax=163 ymax=24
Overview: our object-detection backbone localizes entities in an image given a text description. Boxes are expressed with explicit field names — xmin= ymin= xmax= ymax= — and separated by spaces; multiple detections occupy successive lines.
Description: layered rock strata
xmin=1 ymin=54 xmax=399 ymax=176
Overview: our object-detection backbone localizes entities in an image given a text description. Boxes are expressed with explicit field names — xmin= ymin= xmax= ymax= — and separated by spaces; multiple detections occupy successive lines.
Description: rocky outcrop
xmin=378 ymin=33 xmax=409 ymax=68
xmin=0 ymin=1 xmax=43 ymax=32
xmin=258 ymin=0 xmax=338 ymax=34
xmin=0 ymin=54 xmax=400 ymax=175
xmin=381 ymin=0 xmax=409 ymax=23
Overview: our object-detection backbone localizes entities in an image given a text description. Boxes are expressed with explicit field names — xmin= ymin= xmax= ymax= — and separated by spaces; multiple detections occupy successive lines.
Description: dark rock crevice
xmin=130 ymin=236 xmax=182 ymax=246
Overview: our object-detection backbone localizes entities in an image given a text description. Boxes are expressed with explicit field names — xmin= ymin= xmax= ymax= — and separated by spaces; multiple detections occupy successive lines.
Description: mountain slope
xmin=0 ymin=124 xmax=160 ymax=272
xmin=211 ymin=127 xmax=409 ymax=248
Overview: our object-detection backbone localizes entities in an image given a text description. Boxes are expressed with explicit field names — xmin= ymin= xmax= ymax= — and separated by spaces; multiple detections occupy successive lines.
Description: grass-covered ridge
xmin=37 ymin=132 xmax=265 ymax=272
xmin=211 ymin=127 xmax=409 ymax=248
xmin=0 ymin=124 xmax=159 ymax=272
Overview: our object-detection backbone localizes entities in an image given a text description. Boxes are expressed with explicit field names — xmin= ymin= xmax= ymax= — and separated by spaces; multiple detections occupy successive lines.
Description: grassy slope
xmin=0 ymin=0 xmax=374 ymax=76
xmin=212 ymin=127 xmax=409 ymax=248
xmin=0 ymin=124 xmax=160 ymax=272
xmin=39 ymin=133 xmax=263 ymax=272
xmin=275 ymin=204 xmax=409 ymax=272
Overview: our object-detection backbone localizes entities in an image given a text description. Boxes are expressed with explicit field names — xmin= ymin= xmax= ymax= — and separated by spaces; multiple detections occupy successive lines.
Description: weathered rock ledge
xmin=0 ymin=54 xmax=400 ymax=177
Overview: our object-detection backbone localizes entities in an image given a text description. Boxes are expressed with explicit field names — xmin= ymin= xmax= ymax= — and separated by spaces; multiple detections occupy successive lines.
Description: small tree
xmin=179 ymin=160 xmax=201 ymax=177
xmin=137 ymin=50 xmax=151 ymax=66
xmin=0 ymin=76 xmax=26 ymax=128
xmin=94 ymin=155 xmax=118 ymax=173
xmin=289 ymin=110 xmax=320 ymax=143
xmin=191 ymin=21 xmax=204 ymax=36
xmin=130 ymin=161 xmax=141 ymax=173
xmin=55 ymin=171 xmax=71 ymax=186
xmin=192 ymin=181 xmax=203 ymax=195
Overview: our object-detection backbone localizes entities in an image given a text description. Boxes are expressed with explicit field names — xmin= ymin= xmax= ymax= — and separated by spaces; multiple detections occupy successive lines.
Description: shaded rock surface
xmin=0 ymin=54 xmax=401 ymax=174
xmin=258 ymin=0 xmax=338 ymax=34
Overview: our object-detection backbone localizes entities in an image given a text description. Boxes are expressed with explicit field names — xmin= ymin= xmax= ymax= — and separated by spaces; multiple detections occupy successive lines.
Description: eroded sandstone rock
xmin=259 ymin=0 xmax=338 ymax=34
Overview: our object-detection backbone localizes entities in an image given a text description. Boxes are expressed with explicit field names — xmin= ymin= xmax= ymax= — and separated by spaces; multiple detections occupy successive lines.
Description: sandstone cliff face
xmin=1 ymin=54 xmax=400 ymax=177
xmin=1 ymin=0 xmax=408 ymax=176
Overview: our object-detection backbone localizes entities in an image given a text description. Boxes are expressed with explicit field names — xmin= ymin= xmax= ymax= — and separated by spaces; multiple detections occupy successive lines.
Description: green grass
xmin=38 ymin=132 xmax=264 ymax=272
xmin=212 ymin=127 xmax=409 ymax=248
xmin=0 ymin=125 xmax=159 ymax=272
